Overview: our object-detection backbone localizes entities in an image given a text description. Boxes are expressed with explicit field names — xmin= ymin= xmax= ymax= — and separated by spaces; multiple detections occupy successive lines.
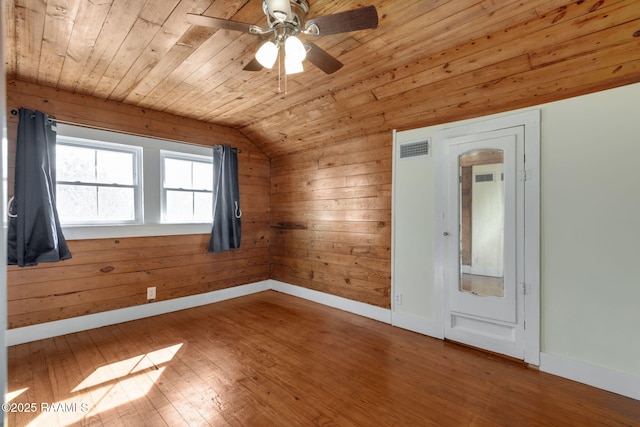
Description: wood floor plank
xmin=48 ymin=335 xmax=103 ymax=426
xmin=107 ymin=325 xmax=199 ymax=427
xmin=159 ymin=308 xmax=295 ymax=425
xmin=36 ymin=339 xmax=65 ymax=427
xmin=114 ymin=318 xmax=228 ymax=426
xmin=64 ymin=332 xmax=118 ymax=426
xmin=230 ymin=299 xmax=466 ymax=425
xmin=83 ymin=326 xmax=159 ymax=426
xmin=7 ymin=291 xmax=640 ymax=426
xmin=7 ymin=344 xmax=38 ymax=426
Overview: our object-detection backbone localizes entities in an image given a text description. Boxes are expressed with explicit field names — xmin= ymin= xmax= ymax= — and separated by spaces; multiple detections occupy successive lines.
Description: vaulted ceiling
xmin=4 ymin=0 xmax=640 ymax=158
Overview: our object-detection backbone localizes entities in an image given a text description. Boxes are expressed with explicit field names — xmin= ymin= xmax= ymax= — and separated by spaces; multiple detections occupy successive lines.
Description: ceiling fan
xmin=187 ymin=0 xmax=378 ymax=75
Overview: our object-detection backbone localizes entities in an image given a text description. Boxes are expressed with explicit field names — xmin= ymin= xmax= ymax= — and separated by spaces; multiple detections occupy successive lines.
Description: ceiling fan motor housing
xmin=262 ymin=0 xmax=309 ymax=28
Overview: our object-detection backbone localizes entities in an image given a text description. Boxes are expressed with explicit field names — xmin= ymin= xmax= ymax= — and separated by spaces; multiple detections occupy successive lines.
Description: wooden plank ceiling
xmin=4 ymin=0 xmax=640 ymax=158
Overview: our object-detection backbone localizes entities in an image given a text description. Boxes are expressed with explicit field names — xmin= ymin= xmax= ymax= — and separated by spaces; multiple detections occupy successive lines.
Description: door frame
xmin=434 ymin=110 xmax=540 ymax=365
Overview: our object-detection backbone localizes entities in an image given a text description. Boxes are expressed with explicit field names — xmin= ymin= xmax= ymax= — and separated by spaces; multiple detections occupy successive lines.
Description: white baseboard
xmin=269 ymin=280 xmax=392 ymax=324
xmin=6 ymin=281 xmax=271 ymax=346
xmin=540 ymin=352 xmax=640 ymax=401
xmin=391 ymin=311 xmax=444 ymax=339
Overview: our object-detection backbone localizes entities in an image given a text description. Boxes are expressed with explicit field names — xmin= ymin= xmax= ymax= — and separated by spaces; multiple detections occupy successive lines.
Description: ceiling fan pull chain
xmin=278 ymin=48 xmax=282 ymax=94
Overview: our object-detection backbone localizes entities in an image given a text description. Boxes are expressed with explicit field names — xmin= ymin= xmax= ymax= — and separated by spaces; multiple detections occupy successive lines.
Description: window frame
xmin=160 ymin=150 xmax=214 ymax=224
xmin=56 ymin=136 xmax=143 ymax=226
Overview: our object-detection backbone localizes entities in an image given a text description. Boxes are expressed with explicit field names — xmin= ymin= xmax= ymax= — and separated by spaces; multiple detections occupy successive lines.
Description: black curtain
xmin=208 ymin=145 xmax=242 ymax=252
xmin=8 ymin=108 xmax=71 ymax=267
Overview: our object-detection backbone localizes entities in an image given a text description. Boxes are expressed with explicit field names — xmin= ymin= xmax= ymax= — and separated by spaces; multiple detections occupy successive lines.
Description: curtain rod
xmin=10 ymin=109 xmax=135 ymax=135
xmin=10 ymin=108 xmax=84 ymax=127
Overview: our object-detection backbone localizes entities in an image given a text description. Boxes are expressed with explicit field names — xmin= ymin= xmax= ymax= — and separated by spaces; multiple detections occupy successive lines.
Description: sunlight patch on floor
xmin=72 ymin=343 xmax=183 ymax=392
xmin=20 ymin=343 xmax=182 ymax=427
xmin=6 ymin=387 xmax=28 ymax=402
xmin=28 ymin=367 xmax=166 ymax=426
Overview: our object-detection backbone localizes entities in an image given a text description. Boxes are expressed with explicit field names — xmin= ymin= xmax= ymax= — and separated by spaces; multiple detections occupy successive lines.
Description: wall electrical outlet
xmin=394 ymin=293 xmax=402 ymax=305
xmin=147 ymin=286 xmax=156 ymax=300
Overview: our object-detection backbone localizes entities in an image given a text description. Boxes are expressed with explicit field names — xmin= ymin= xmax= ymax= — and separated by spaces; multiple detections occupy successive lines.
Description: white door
xmin=436 ymin=111 xmax=539 ymax=363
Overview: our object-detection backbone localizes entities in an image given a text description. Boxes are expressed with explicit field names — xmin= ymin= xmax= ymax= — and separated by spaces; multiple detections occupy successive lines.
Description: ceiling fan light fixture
xmin=255 ymin=41 xmax=279 ymax=68
xmin=285 ymin=58 xmax=304 ymax=74
xmin=265 ymin=0 xmax=291 ymax=22
xmin=285 ymin=35 xmax=306 ymax=62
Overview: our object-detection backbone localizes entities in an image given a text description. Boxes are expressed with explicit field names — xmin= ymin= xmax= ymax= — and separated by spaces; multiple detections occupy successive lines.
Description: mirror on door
xmin=458 ymin=149 xmax=505 ymax=297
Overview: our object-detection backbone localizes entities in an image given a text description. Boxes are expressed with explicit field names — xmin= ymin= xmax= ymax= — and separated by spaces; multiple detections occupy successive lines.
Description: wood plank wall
xmin=6 ymin=80 xmax=271 ymax=328
xmin=270 ymin=133 xmax=392 ymax=308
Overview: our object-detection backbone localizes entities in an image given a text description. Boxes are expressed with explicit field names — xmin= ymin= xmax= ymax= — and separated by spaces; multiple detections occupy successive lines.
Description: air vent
xmin=475 ymin=173 xmax=494 ymax=183
xmin=399 ymin=138 xmax=431 ymax=159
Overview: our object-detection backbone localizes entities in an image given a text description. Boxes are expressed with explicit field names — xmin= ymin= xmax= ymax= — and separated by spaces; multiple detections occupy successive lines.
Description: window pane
xmin=193 ymin=162 xmax=213 ymax=191
xmin=98 ymin=187 xmax=135 ymax=221
xmin=57 ymin=145 xmax=96 ymax=183
xmin=97 ymin=150 xmax=134 ymax=185
xmin=57 ymin=185 xmax=98 ymax=222
xmin=56 ymin=139 xmax=141 ymax=225
xmin=194 ymin=192 xmax=212 ymax=222
xmin=165 ymin=190 xmax=193 ymax=222
xmin=164 ymin=158 xmax=192 ymax=189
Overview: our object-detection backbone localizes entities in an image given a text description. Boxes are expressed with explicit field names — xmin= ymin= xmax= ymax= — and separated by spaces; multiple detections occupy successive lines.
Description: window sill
xmin=62 ymin=223 xmax=212 ymax=240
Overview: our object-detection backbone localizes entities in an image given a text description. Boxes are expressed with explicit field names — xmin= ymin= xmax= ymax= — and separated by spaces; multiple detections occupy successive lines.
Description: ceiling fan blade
xmin=304 ymin=5 xmax=378 ymax=36
xmin=304 ymin=42 xmax=343 ymax=74
xmin=187 ymin=13 xmax=256 ymax=34
xmin=243 ymin=57 xmax=264 ymax=72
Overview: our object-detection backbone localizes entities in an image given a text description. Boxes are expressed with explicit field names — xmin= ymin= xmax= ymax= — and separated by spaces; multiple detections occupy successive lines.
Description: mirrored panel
xmin=459 ymin=149 xmax=505 ymax=297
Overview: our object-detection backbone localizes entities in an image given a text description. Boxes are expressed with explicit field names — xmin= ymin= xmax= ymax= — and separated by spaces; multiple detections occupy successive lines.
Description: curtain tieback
xmin=235 ymin=201 xmax=242 ymax=219
xmin=7 ymin=196 xmax=17 ymax=218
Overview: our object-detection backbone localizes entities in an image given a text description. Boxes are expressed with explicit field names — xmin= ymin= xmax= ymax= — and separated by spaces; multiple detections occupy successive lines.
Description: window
xmin=56 ymin=137 xmax=142 ymax=225
xmin=54 ymin=124 xmax=215 ymax=239
xmin=161 ymin=151 xmax=213 ymax=223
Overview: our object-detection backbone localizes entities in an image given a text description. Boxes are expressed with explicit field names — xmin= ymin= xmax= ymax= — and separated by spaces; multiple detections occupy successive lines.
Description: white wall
xmin=393 ymin=83 xmax=640 ymax=383
xmin=540 ymin=84 xmax=640 ymax=376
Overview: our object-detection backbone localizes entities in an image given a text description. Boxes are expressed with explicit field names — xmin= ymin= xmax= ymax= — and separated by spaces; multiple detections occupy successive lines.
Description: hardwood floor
xmin=7 ymin=291 xmax=640 ymax=426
